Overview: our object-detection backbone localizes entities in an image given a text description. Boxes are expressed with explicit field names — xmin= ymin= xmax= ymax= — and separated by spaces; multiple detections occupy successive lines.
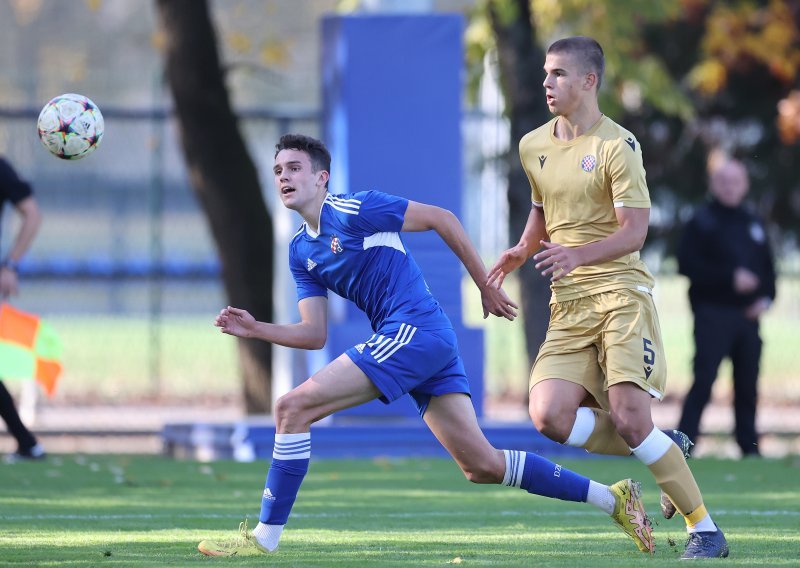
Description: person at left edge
xmin=197 ymin=133 xmax=655 ymax=557
xmin=0 ymin=156 xmax=44 ymax=461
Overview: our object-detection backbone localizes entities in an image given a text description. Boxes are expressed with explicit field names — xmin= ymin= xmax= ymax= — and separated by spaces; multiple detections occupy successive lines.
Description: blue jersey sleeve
xmin=350 ymin=190 xmax=409 ymax=235
xmin=289 ymin=243 xmax=328 ymax=301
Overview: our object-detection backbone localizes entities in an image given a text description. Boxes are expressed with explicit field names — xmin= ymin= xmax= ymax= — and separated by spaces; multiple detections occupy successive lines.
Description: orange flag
xmin=0 ymin=304 xmax=63 ymax=396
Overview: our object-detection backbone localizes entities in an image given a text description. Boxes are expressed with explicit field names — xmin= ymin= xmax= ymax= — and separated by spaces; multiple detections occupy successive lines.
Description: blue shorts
xmin=345 ymin=324 xmax=470 ymax=416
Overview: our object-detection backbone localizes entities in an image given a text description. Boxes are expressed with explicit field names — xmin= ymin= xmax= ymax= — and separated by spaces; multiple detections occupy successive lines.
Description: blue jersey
xmin=289 ymin=191 xmax=452 ymax=332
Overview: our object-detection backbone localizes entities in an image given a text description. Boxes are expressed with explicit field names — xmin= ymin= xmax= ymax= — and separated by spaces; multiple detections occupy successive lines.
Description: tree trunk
xmin=155 ymin=0 xmax=273 ymax=414
xmin=489 ymin=0 xmax=552 ymax=368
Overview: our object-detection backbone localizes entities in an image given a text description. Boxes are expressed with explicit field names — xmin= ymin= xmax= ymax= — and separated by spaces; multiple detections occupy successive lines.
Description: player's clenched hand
xmin=533 ymin=240 xmax=582 ymax=282
xmin=487 ymin=245 xmax=529 ymax=289
xmin=0 ymin=269 xmax=18 ymax=299
xmin=480 ymin=285 xmax=519 ymax=321
xmin=214 ymin=306 xmax=257 ymax=338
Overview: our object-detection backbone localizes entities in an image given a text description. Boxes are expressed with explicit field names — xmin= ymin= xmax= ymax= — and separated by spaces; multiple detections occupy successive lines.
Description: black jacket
xmin=677 ymin=198 xmax=776 ymax=309
xmin=0 ymin=157 xmax=33 ymax=241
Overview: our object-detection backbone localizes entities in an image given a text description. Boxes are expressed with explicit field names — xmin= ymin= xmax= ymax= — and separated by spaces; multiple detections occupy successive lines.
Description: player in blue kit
xmin=197 ymin=134 xmax=654 ymax=557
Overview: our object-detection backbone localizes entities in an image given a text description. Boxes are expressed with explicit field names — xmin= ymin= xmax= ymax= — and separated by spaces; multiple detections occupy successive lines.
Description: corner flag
xmin=0 ymin=303 xmax=63 ymax=396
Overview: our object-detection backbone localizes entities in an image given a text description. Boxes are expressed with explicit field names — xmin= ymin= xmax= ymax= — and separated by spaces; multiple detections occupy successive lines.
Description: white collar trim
xmin=304 ymin=192 xmax=328 ymax=238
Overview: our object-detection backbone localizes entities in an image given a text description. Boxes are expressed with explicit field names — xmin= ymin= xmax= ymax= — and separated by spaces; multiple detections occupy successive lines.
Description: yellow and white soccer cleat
xmin=609 ymin=478 xmax=655 ymax=554
xmin=197 ymin=519 xmax=272 ymax=557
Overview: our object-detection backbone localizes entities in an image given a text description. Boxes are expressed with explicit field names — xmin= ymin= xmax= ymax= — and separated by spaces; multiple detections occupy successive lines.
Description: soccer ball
xmin=37 ymin=93 xmax=104 ymax=160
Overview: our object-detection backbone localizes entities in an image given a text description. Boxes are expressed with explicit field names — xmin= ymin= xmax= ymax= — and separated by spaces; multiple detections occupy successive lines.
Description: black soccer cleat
xmin=682 ymin=524 xmax=729 ymax=559
xmin=4 ymin=443 xmax=46 ymax=464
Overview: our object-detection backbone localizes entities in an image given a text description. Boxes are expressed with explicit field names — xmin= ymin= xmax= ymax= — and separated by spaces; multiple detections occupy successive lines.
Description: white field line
xmin=1 ymin=509 xmax=798 ymax=521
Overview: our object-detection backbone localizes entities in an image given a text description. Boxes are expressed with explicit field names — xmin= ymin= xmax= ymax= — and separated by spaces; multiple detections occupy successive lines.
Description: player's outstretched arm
xmin=214 ymin=296 xmax=328 ymax=350
xmin=0 ymin=196 xmax=42 ymax=299
xmin=8 ymin=197 xmax=42 ymax=265
xmin=487 ymin=206 xmax=547 ymax=289
xmin=401 ymin=200 xmax=518 ymax=321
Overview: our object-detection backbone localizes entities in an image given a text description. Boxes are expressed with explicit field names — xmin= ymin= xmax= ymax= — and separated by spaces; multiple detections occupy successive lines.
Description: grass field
xmin=1 ymin=455 xmax=798 ymax=566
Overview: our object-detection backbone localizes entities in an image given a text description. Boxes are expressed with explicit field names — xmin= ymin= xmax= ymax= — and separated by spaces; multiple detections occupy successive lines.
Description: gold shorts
xmin=530 ymin=288 xmax=666 ymax=410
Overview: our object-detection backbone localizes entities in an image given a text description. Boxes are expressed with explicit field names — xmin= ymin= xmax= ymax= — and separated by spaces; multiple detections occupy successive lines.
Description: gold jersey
xmin=520 ymin=115 xmax=655 ymax=302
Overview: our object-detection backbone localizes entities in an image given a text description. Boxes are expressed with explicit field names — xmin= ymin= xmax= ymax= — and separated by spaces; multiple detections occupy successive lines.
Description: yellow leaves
xmin=224 ymin=32 xmax=288 ymax=68
xmin=691 ymin=0 xmax=800 ymax=95
xmin=702 ymin=1 xmax=751 ymax=59
xmin=226 ymin=32 xmax=252 ymax=55
xmin=465 ymin=14 xmax=493 ymax=52
xmin=260 ymin=40 xmax=289 ymax=67
xmin=757 ymin=14 xmax=800 ymax=83
xmin=530 ymin=0 xmax=563 ymax=32
xmin=688 ymin=59 xmax=727 ymax=96
xmin=532 ymin=0 xmax=681 ymax=40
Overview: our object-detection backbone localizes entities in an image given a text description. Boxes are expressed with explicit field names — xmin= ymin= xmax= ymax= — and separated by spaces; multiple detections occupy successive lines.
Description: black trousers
xmin=678 ymin=303 xmax=762 ymax=455
xmin=0 ymin=380 xmax=37 ymax=451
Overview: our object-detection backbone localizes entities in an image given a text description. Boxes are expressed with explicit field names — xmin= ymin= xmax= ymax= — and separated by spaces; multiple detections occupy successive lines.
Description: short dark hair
xmin=274 ymin=134 xmax=331 ymax=186
xmin=547 ymin=36 xmax=605 ymax=90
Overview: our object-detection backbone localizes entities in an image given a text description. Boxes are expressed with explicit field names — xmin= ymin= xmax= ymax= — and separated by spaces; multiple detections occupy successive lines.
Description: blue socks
xmin=257 ymin=437 xmax=590 ymax=530
xmin=502 ymin=449 xmax=589 ymax=502
xmin=259 ymin=433 xmax=311 ymax=525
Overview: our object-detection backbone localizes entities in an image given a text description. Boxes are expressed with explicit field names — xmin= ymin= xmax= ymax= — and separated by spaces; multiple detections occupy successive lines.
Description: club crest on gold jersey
xmin=331 ymin=235 xmax=344 ymax=254
xmin=581 ymin=155 xmax=597 ymax=172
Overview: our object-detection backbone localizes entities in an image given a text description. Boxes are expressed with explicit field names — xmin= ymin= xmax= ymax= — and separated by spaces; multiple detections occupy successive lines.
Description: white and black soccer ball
xmin=37 ymin=93 xmax=104 ymax=160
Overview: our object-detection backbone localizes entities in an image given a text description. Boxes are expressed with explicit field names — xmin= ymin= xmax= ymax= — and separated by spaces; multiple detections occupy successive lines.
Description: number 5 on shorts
xmin=643 ymin=338 xmax=655 ymax=366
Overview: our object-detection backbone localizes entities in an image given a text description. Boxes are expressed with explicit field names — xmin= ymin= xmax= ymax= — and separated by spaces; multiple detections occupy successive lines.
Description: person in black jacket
xmin=677 ymin=154 xmax=776 ymax=457
xmin=0 ymin=156 xmax=44 ymax=461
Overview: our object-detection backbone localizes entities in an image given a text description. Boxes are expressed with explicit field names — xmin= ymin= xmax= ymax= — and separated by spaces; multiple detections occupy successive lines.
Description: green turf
xmin=46 ymin=315 xmax=238 ymax=400
xmin=1 ymin=455 xmax=798 ymax=566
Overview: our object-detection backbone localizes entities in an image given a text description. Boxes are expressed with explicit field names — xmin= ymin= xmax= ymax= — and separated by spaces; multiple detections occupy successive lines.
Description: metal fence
xmin=1 ymin=105 xmax=311 ymax=311
xmin=1 ymin=104 xmax=511 ymax=308
xmin=2 ymin=105 xmax=796 ymax=406
xmin=0 ymin=103 xmax=512 ymax=401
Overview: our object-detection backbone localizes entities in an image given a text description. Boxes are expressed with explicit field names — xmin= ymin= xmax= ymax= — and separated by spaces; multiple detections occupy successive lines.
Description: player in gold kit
xmin=488 ymin=37 xmax=728 ymax=559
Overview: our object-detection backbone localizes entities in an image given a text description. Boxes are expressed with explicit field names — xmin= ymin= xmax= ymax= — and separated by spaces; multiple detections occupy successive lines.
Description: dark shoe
xmin=660 ymin=430 xmax=694 ymax=519
xmin=681 ymin=524 xmax=729 ymax=559
xmin=4 ymin=443 xmax=46 ymax=463
xmin=665 ymin=429 xmax=694 ymax=457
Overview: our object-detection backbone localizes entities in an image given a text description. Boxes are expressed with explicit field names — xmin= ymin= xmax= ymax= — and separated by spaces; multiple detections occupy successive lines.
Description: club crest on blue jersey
xmin=749 ymin=222 xmax=765 ymax=243
xmin=331 ymin=235 xmax=344 ymax=254
xmin=581 ymin=155 xmax=597 ymax=172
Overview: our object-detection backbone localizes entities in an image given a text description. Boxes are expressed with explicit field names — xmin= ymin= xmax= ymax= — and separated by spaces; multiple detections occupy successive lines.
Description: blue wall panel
xmin=321 ymin=14 xmax=483 ymax=418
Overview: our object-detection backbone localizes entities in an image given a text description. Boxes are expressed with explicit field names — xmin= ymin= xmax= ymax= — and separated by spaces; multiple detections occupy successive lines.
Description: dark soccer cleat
xmin=664 ymin=429 xmax=694 ymax=458
xmin=681 ymin=524 xmax=729 ymax=559
xmin=660 ymin=430 xmax=693 ymax=519
xmin=3 ymin=443 xmax=46 ymax=464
